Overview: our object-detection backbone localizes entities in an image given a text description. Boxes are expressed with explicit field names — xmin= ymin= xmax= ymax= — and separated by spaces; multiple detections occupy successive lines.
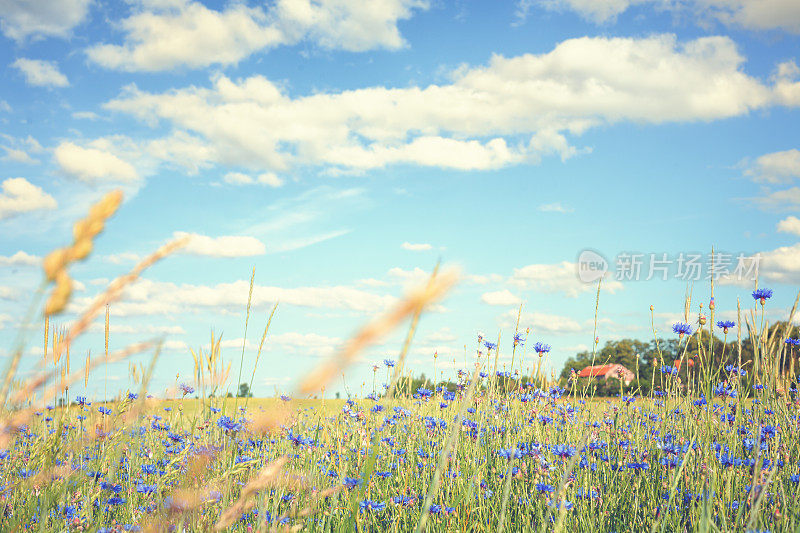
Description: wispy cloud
xmin=538 ymin=202 xmax=574 ymax=213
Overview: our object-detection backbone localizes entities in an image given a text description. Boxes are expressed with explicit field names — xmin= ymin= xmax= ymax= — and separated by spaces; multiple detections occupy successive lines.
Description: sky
xmin=1 ymin=0 xmax=800 ymax=400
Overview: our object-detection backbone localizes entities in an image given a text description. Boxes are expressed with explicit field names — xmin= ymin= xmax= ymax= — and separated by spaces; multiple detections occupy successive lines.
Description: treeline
xmin=558 ymin=321 xmax=800 ymax=396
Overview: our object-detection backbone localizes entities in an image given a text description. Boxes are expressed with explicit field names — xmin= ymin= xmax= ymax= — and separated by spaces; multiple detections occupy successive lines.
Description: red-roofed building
xmin=577 ymin=364 xmax=635 ymax=386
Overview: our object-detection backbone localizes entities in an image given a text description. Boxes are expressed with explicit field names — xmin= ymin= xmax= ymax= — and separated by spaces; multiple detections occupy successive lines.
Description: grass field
xmin=1 ymin=192 xmax=799 ymax=533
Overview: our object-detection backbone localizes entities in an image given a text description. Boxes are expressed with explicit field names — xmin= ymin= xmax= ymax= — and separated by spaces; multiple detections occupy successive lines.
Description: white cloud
xmin=0 ymin=0 xmax=91 ymax=41
xmin=1 ymin=147 xmax=37 ymax=164
xmin=777 ymin=216 xmax=800 ymax=236
xmin=754 ymin=186 xmax=800 ymax=210
xmin=534 ymin=0 xmax=800 ymax=32
xmin=223 ymin=171 xmax=284 ymax=187
xmin=500 ymin=309 xmax=584 ymax=334
xmin=104 ymin=252 xmax=142 ymax=265
xmin=538 ymin=202 xmax=573 ymax=213
xmin=746 ymin=149 xmax=800 ymax=184
xmin=72 ymin=111 xmax=100 ymax=120
xmin=87 ymin=0 xmax=429 ymax=72
xmin=481 ymin=289 xmax=522 ymax=306
xmin=54 ymin=141 xmax=139 ymax=183
xmin=0 ymin=250 xmax=40 ymax=266
xmin=0 ymin=313 xmax=12 ymax=329
xmin=268 ymin=229 xmax=350 ymax=253
xmin=88 ymin=322 xmax=186 ymax=335
xmin=174 ymin=231 xmax=266 ymax=257
xmin=401 ymin=242 xmax=432 ymax=251
xmin=265 ymin=332 xmax=342 ymax=358
xmin=73 ymin=278 xmax=399 ymax=317
xmin=510 ymin=260 xmax=623 ymax=297
xmin=0 ymin=135 xmax=43 ymax=164
xmin=0 ymin=101 xmax=10 ymax=113
xmin=0 ymin=178 xmax=56 ymax=219
xmin=423 ymin=327 xmax=457 ymax=343
xmin=11 ymin=58 xmax=69 ymax=87
xmin=0 ymin=286 xmax=15 ymax=300
xmin=105 ymin=35 xmax=778 ymax=175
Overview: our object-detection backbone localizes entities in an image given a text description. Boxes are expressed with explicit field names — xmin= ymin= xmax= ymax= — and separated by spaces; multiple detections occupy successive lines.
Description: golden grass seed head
xmin=43 ymin=248 xmax=69 ymax=281
xmin=45 ymin=270 xmax=72 ymax=315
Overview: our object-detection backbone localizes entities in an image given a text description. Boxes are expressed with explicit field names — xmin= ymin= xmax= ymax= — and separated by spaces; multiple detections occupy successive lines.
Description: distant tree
xmin=225 ymin=392 xmax=233 ymax=398
xmin=335 ymin=392 xmax=341 ymax=399
xmin=237 ymin=382 xmax=253 ymax=398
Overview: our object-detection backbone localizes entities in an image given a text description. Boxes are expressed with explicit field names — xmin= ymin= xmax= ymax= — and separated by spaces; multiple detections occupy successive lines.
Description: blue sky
xmin=1 ymin=0 xmax=800 ymax=399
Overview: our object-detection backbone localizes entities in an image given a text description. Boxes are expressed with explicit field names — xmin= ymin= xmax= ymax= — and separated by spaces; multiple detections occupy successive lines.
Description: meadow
xmin=1 ymin=191 xmax=799 ymax=533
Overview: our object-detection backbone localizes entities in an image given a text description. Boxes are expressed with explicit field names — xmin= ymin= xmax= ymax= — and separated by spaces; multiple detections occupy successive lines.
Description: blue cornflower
xmin=359 ymin=499 xmax=385 ymax=512
xmin=513 ymin=332 xmax=526 ymax=346
xmin=551 ymin=444 xmax=576 ymax=459
xmin=661 ymin=365 xmax=679 ymax=376
xmin=533 ymin=342 xmax=551 ymax=355
xmin=484 ymin=341 xmax=497 ymax=351
xmin=107 ymin=496 xmax=125 ymax=506
xmin=216 ymin=416 xmax=242 ymax=432
xmin=752 ymin=288 xmax=773 ymax=303
xmin=497 ymin=448 xmax=522 ymax=460
xmin=178 ymin=383 xmax=195 ymax=396
xmin=98 ymin=406 xmax=111 ymax=415
xmin=127 ymin=392 xmax=138 ymax=400
xmin=343 ymin=476 xmax=361 ymax=490
xmin=383 ymin=359 xmax=395 ymax=367
xmin=717 ymin=320 xmax=736 ymax=334
xmin=536 ymin=483 xmax=554 ymax=493
xmin=672 ymin=323 xmax=693 ymax=337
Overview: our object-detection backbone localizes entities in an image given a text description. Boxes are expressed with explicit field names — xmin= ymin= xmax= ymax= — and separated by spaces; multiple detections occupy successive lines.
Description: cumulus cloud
xmin=87 ymin=0 xmax=429 ymax=72
xmin=481 ymin=289 xmax=522 ymax=306
xmin=509 ymin=260 xmax=623 ymax=297
xmin=174 ymin=231 xmax=266 ymax=257
xmin=0 ymin=250 xmax=40 ymax=266
xmin=777 ymin=216 xmax=800 ymax=236
xmin=71 ymin=278 xmax=399 ymax=317
xmin=104 ymin=35 xmax=779 ymax=175
xmin=500 ymin=309 xmax=584 ymax=334
xmin=0 ymin=178 xmax=56 ymax=219
xmin=401 ymin=242 xmax=432 ymax=251
xmin=11 ymin=58 xmax=69 ymax=87
xmin=533 ymin=0 xmax=800 ymax=32
xmin=54 ymin=141 xmax=139 ymax=183
xmin=746 ymin=149 xmax=800 ymax=184
xmin=0 ymin=0 xmax=91 ymax=41
xmin=223 ymin=171 xmax=283 ymax=187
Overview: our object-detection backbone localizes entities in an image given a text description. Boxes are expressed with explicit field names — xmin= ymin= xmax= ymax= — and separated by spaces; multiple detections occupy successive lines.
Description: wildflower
xmin=551 ymin=444 xmax=576 ymax=459
xmin=497 ymin=448 xmax=522 ymax=460
xmin=359 ymin=499 xmax=385 ymax=512
xmin=179 ymin=383 xmax=195 ymax=396
xmin=384 ymin=359 xmax=395 ymax=367
xmin=513 ymin=332 xmax=525 ymax=346
xmin=98 ymin=406 xmax=111 ymax=415
xmin=533 ymin=342 xmax=551 ymax=355
xmin=216 ymin=416 xmax=242 ymax=432
xmin=717 ymin=320 xmax=735 ymax=334
xmin=484 ymin=341 xmax=497 ymax=351
xmin=536 ymin=483 xmax=554 ymax=493
xmin=672 ymin=323 xmax=692 ymax=337
xmin=127 ymin=392 xmax=138 ymax=400
xmin=343 ymin=477 xmax=361 ymax=490
xmin=752 ymin=288 xmax=772 ymax=305
xmin=661 ymin=365 xmax=678 ymax=376
xmin=280 ymin=395 xmax=291 ymax=402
